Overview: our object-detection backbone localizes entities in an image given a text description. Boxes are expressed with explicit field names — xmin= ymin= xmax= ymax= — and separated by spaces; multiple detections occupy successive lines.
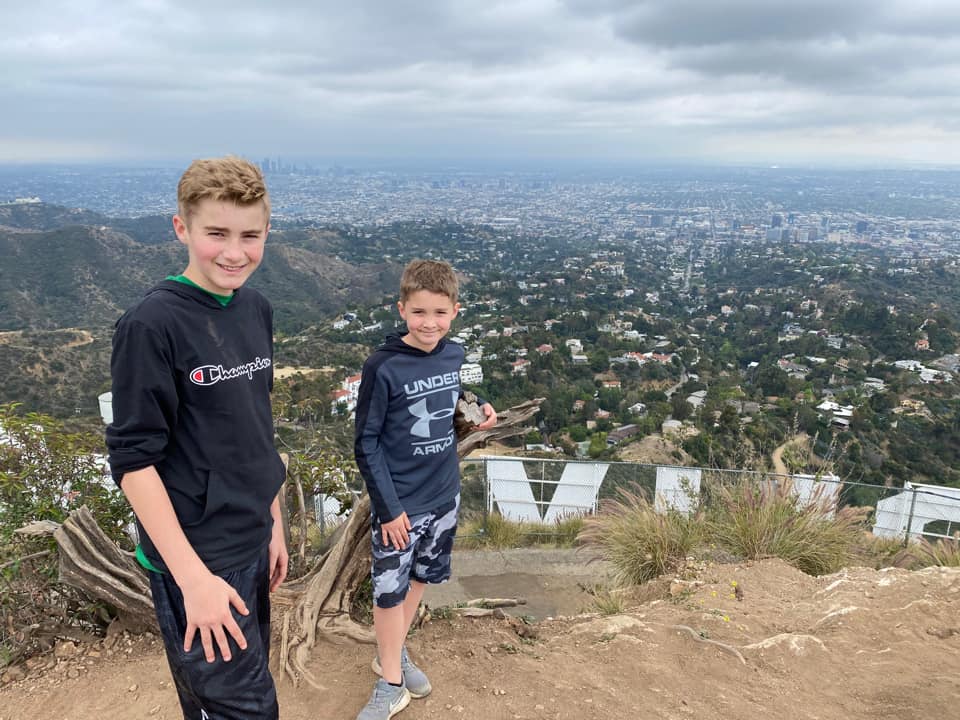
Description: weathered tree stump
xmin=53 ymin=506 xmax=157 ymax=632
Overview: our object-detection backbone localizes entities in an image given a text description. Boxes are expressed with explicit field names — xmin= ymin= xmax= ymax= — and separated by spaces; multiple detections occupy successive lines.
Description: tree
xmin=588 ymin=432 xmax=608 ymax=458
xmin=569 ymin=425 xmax=588 ymax=442
xmin=671 ymin=394 xmax=692 ymax=421
xmin=755 ymin=365 xmax=789 ymax=397
xmin=589 ymin=349 xmax=610 ymax=373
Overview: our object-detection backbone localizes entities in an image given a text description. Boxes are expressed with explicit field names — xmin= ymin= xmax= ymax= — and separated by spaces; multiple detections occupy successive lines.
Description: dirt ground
xmin=2 ymin=558 xmax=959 ymax=720
xmin=617 ymin=434 xmax=694 ymax=466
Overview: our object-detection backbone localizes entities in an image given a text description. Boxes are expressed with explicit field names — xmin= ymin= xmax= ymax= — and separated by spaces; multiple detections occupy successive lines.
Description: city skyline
xmin=4 ymin=0 xmax=960 ymax=167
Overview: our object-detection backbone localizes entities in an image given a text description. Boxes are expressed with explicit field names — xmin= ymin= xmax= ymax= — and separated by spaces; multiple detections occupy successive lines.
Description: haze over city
xmin=5 ymin=0 xmax=960 ymax=167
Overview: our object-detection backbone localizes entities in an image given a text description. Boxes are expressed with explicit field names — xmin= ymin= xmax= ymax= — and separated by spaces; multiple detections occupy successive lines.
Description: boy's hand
xmin=182 ymin=571 xmax=249 ymax=664
xmin=381 ymin=512 xmax=412 ymax=551
xmin=476 ymin=403 xmax=498 ymax=430
xmin=268 ymin=523 xmax=289 ymax=592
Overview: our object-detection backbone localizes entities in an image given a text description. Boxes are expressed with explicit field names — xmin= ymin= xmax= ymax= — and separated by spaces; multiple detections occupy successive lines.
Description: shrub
xmin=0 ymin=403 xmax=134 ymax=667
xmin=578 ymin=485 xmax=701 ymax=585
xmin=854 ymin=533 xmax=917 ymax=570
xmin=909 ymin=535 xmax=960 ymax=568
xmin=707 ymin=477 xmax=866 ymax=576
xmin=456 ymin=513 xmax=584 ymax=549
xmin=0 ymin=404 xmax=132 ymax=546
xmin=480 ymin=513 xmax=522 ymax=548
xmin=582 ymin=584 xmax=627 ymax=615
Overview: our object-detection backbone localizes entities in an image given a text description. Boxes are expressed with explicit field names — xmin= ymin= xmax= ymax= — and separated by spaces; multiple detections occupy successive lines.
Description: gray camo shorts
xmin=371 ymin=495 xmax=459 ymax=608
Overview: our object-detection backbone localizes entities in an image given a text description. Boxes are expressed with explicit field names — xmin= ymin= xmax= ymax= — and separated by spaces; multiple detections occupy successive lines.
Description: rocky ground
xmin=2 ymin=558 xmax=959 ymax=720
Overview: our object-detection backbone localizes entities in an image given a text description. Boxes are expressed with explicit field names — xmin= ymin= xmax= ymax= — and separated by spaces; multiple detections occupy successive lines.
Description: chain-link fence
xmin=458 ymin=456 xmax=960 ymax=542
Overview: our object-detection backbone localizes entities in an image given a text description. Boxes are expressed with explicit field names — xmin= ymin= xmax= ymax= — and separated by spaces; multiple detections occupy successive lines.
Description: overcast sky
xmin=4 ymin=0 xmax=960 ymax=167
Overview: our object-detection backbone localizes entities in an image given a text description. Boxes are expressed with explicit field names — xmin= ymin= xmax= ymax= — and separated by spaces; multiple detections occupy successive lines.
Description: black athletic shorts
xmin=148 ymin=547 xmax=278 ymax=720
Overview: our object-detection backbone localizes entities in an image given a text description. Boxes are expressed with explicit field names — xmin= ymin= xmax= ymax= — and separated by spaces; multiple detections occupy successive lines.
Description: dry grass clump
xmin=707 ymin=478 xmax=866 ymax=576
xmin=577 ymin=485 xmax=701 ymax=586
xmin=457 ymin=513 xmax=584 ymax=549
xmin=908 ymin=534 xmax=960 ymax=567
xmin=580 ymin=584 xmax=628 ymax=615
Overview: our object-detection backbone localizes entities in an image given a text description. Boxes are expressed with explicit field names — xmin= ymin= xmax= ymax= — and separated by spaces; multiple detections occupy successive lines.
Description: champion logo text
xmin=189 ymin=357 xmax=272 ymax=386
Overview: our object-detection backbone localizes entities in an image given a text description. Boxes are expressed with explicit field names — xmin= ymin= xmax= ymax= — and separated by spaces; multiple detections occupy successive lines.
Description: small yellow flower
xmin=730 ymin=580 xmax=738 ymax=587
xmin=722 ymin=616 xmax=730 ymax=622
xmin=711 ymin=591 xmax=717 ymax=597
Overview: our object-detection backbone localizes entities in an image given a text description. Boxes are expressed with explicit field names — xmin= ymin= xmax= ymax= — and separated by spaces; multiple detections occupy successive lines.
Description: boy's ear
xmin=172 ymin=214 xmax=189 ymax=244
xmin=397 ymin=300 xmax=406 ymax=319
xmin=453 ymin=302 xmax=461 ymax=317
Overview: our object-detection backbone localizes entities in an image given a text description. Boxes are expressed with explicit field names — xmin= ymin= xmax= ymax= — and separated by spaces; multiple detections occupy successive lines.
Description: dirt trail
xmin=62 ymin=329 xmax=95 ymax=348
xmin=0 ymin=328 xmax=95 ymax=348
xmin=771 ymin=433 xmax=811 ymax=476
xmin=3 ymin=559 xmax=959 ymax=720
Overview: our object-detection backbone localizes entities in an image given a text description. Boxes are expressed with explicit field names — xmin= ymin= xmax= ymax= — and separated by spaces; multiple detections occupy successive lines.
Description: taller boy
xmin=106 ymin=156 xmax=287 ymax=720
xmin=354 ymin=259 xmax=496 ymax=720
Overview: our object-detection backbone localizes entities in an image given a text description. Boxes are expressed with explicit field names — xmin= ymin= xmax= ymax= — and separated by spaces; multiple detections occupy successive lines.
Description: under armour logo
xmin=408 ymin=391 xmax=458 ymax=438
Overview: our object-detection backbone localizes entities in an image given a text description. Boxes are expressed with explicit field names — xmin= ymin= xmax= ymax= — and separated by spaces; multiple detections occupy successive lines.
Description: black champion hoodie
xmin=106 ymin=280 xmax=285 ymax=573
xmin=355 ymin=333 xmax=466 ymax=522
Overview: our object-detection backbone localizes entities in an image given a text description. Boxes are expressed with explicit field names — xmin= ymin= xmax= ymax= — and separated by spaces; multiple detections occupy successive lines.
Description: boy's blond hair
xmin=399 ymin=259 xmax=459 ymax=303
xmin=177 ymin=156 xmax=270 ymax=222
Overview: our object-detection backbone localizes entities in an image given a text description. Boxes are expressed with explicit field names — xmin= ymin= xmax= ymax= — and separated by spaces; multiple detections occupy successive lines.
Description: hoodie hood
xmin=378 ymin=331 xmax=447 ymax=356
xmin=148 ymin=279 xmax=239 ymax=309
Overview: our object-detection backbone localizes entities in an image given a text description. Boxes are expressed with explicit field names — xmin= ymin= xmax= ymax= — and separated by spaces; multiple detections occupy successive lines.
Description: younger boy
xmin=106 ymin=156 xmax=287 ymax=720
xmin=354 ymin=259 xmax=496 ymax=719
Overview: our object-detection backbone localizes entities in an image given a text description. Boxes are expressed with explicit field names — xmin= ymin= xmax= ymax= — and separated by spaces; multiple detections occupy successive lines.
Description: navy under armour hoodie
xmin=106 ymin=280 xmax=285 ymax=573
xmin=355 ymin=333 xmax=465 ymax=522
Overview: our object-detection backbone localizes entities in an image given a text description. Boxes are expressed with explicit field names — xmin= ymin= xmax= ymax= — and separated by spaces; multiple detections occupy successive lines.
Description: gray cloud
xmin=1 ymin=0 xmax=959 ymax=164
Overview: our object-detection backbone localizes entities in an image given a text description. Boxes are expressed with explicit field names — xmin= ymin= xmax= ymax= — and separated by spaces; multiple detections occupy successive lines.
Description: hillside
xmin=0 ymin=202 xmax=107 ymax=232
xmin=0 ymin=226 xmax=183 ymax=330
xmin=2 ymin=558 xmax=958 ymax=719
xmin=0 ymin=328 xmax=113 ymax=415
xmin=0 ymin=206 xmax=396 ymax=333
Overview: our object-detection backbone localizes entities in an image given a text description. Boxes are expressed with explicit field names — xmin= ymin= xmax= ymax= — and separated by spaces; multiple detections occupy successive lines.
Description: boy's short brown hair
xmin=399 ymin=259 xmax=459 ymax=303
xmin=177 ymin=155 xmax=270 ymax=223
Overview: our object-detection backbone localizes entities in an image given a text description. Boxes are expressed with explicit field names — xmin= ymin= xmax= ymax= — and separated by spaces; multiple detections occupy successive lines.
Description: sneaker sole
xmin=371 ymin=658 xmax=432 ymax=699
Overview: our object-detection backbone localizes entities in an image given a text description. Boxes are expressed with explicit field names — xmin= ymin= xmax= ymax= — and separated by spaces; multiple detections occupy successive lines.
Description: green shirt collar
xmin=166 ymin=275 xmax=233 ymax=306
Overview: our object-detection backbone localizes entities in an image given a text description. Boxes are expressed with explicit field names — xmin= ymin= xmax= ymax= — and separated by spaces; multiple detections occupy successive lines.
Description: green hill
xmin=0 ymin=214 xmax=394 ymax=333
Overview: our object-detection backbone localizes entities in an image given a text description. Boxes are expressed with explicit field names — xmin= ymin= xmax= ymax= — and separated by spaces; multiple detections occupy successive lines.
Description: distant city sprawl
xmin=0 ymin=162 xmax=958 ymax=494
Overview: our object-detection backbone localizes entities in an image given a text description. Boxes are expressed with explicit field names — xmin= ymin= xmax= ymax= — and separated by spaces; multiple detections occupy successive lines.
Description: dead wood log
xmin=279 ymin=396 xmax=544 ymax=688
xmin=449 ymin=607 xmax=507 ymax=619
xmin=53 ymin=506 xmax=157 ymax=633
xmin=464 ymin=597 xmax=527 ymax=608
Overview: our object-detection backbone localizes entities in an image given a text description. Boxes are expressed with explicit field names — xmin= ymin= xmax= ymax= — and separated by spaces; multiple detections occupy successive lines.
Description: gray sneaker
xmin=372 ymin=646 xmax=432 ymax=698
xmin=356 ymin=678 xmax=411 ymax=720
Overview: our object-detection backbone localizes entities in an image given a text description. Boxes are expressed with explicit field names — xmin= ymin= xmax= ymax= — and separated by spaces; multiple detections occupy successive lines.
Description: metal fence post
xmin=482 ymin=458 xmax=489 ymax=537
xmin=540 ymin=459 xmax=546 ymax=519
xmin=318 ymin=492 xmax=326 ymax=540
xmin=904 ymin=486 xmax=919 ymax=546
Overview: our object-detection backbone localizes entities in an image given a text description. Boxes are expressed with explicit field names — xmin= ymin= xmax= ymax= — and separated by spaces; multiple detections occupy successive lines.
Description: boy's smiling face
xmin=398 ymin=289 xmax=460 ymax=352
xmin=173 ymin=198 xmax=269 ymax=296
